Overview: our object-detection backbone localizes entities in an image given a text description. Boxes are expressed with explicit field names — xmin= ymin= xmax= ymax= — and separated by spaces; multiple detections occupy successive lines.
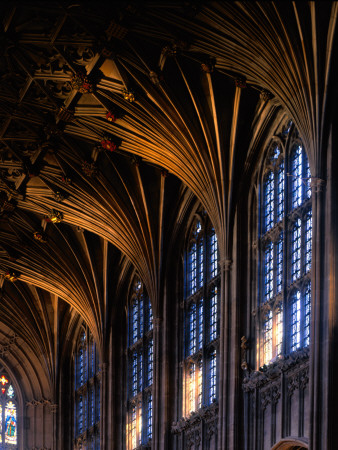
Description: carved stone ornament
xmin=235 ymin=77 xmax=246 ymax=89
xmin=260 ymin=388 xmax=271 ymax=411
xmin=0 ymin=333 xmax=18 ymax=357
xmin=171 ymin=402 xmax=218 ymax=434
xmin=260 ymin=89 xmax=273 ymax=101
xmin=287 ymin=373 xmax=299 ymax=397
xmin=82 ymin=161 xmax=97 ymax=177
xmin=71 ymin=71 xmax=95 ymax=94
xmin=299 ymin=367 xmax=309 ymax=390
xmin=310 ymin=177 xmax=326 ymax=193
xmin=271 ymin=383 xmax=281 ymax=405
xmin=242 ymin=347 xmax=309 ymax=392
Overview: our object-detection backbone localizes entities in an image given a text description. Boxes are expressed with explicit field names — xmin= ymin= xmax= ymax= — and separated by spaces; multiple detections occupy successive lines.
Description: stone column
xmin=50 ymin=402 xmax=58 ymax=450
xmin=152 ymin=317 xmax=162 ymax=449
xmin=218 ymin=258 xmax=232 ymax=450
xmin=100 ymin=362 xmax=108 ymax=449
xmin=308 ymin=177 xmax=327 ymax=449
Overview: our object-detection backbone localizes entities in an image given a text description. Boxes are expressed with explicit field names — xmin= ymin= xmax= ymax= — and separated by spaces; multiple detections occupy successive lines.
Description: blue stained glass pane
xmin=139 ymin=297 xmax=144 ymax=338
xmin=291 ymin=219 xmax=302 ymax=281
xmin=198 ymin=300 xmax=203 ymax=350
xmin=291 ymin=145 xmax=303 ymax=209
xmin=304 ymin=282 xmax=311 ymax=347
xmin=264 ymin=242 xmax=274 ymax=301
xmin=276 ymin=235 xmax=283 ymax=294
xmin=277 ymin=162 xmax=284 ymax=221
xmin=209 ymin=230 xmax=218 ymax=278
xmin=78 ymin=395 xmax=84 ymax=434
xmin=132 ymin=302 xmax=138 ymax=345
xmin=90 ymin=341 xmax=95 ymax=378
xmin=89 ymin=387 xmax=94 ymax=426
xmin=305 ymin=211 xmax=312 ymax=273
xmin=209 ymin=288 xmax=218 ymax=342
xmin=138 ymin=353 xmax=143 ymax=393
xmin=189 ymin=303 xmax=197 ymax=355
xmin=75 ymin=330 xmax=100 ymax=443
xmin=196 ymin=221 xmax=202 ymax=234
xmin=291 ymin=291 xmax=301 ymax=351
xmin=189 ymin=243 xmax=197 ymax=295
xmin=198 ymin=240 xmax=204 ymax=288
xmin=272 ymin=145 xmax=280 ymax=160
xmin=209 ymin=350 xmax=217 ymax=404
xmin=264 ymin=171 xmax=274 ymax=232
xmin=147 ymin=339 xmax=153 ymax=386
xmin=148 ymin=299 xmax=153 ymax=331
xmin=147 ymin=394 xmax=152 ymax=441
xmin=305 ymin=157 xmax=312 ymax=199
xmin=132 ymin=353 xmax=138 ymax=396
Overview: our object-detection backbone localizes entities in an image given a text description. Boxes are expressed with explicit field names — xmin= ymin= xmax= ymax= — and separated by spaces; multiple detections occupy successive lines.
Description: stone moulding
xmin=242 ymin=347 xmax=309 ymax=392
xmin=171 ymin=402 xmax=218 ymax=434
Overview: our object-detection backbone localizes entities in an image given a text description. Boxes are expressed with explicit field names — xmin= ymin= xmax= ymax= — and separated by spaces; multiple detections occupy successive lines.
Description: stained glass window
xmin=183 ymin=217 xmax=220 ymax=416
xmin=0 ymin=374 xmax=17 ymax=448
xmin=74 ymin=326 xmax=100 ymax=449
xmin=259 ymin=123 xmax=312 ymax=367
xmin=127 ymin=278 xmax=153 ymax=449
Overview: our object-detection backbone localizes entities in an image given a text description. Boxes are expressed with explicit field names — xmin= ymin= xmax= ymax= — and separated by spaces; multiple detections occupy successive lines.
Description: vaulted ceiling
xmin=0 ymin=2 xmax=336 ymax=398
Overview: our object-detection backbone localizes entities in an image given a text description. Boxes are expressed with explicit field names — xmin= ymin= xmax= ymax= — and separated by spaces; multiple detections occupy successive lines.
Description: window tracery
xmin=127 ymin=278 xmax=153 ymax=449
xmin=182 ymin=217 xmax=220 ymax=416
xmin=74 ymin=326 xmax=100 ymax=449
xmin=259 ymin=124 xmax=312 ymax=367
xmin=0 ymin=373 xmax=17 ymax=449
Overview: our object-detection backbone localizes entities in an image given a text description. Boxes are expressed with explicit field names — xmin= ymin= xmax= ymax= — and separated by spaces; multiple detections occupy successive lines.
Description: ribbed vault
xmin=0 ymin=1 xmax=336 ymax=410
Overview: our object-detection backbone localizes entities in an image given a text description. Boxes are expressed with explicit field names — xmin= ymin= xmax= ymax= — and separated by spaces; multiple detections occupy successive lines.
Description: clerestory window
xmin=182 ymin=216 xmax=220 ymax=416
xmin=259 ymin=122 xmax=312 ymax=367
xmin=127 ymin=278 xmax=153 ymax=450
xmin=74 ymin=325 xmax=100 ymax=449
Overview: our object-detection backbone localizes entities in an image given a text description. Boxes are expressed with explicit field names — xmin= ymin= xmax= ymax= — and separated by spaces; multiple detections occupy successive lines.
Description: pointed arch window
xmin=182 ymin=216 xmax=220 ymax=416
xmin=0 ymin=373 xmax=18 ymax=448
xmin=259 ymin=124 xmax=312 ymax=367
xmin=74 ymin=325 xmax=100 ymax=449
xmin=127 ymin=278 xmax=153 ymax=449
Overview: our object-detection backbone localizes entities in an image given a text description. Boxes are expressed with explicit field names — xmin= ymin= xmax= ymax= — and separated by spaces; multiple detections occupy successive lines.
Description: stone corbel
xmin=310 ymin=177 xmax=326 ymax=193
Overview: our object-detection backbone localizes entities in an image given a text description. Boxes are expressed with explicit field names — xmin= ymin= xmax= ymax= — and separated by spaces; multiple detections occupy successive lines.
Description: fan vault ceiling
xmin=0 ymin=1 xmax=336 ymax=398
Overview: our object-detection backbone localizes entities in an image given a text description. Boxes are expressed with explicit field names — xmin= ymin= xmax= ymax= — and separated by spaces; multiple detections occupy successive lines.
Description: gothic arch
xmin=271 ymin=437 xmax=308 ymax=449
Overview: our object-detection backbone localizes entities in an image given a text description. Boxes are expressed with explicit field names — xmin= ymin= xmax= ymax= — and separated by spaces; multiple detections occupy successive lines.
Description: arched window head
xmin=0 ymin=373 xmax=18 ymax=447
xmin=182 ymin=214 xmax=220 ymax=416
xmin=74 ymin=325 xmax=100 ymax=449
xmin=259 ymin=123 xmax=312 ymax=367
xmin=127 ymin=277 xmax=153 ymax=449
